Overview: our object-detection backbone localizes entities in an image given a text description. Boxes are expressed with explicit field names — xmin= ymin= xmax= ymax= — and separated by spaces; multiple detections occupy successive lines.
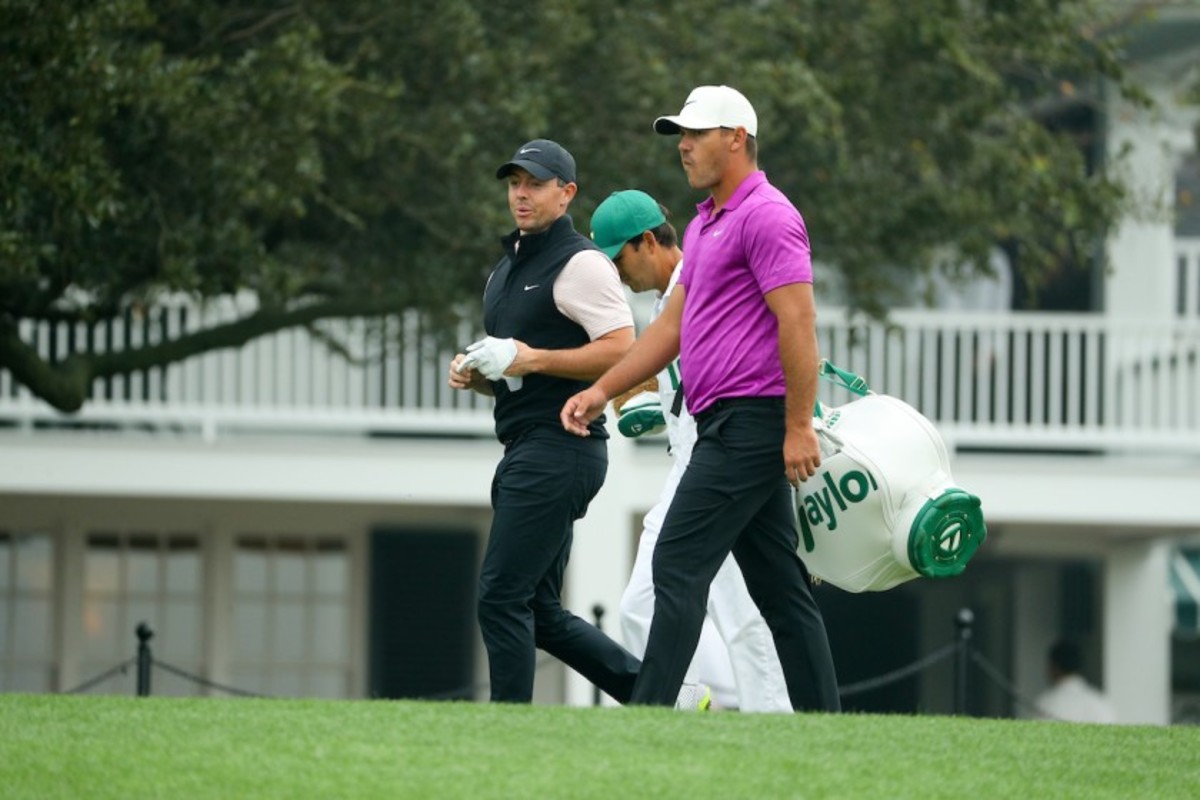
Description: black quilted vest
xmin=483 ymin=215 xmax=609 ymax=443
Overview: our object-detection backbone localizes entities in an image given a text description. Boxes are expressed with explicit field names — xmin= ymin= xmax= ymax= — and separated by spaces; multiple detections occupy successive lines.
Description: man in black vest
xmin=448 ymin=139 xmax=643 ymax=703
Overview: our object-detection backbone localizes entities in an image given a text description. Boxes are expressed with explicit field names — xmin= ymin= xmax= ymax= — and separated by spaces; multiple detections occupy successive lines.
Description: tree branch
xmin=0 ymin=317 xmax=93 ymax=413
xmin=224 ymin=6 xmax=302 ymax=43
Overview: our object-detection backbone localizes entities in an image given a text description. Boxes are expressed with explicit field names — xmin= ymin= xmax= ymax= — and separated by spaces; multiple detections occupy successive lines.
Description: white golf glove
xmin=458 ymin=336 xmax=523 ymax=390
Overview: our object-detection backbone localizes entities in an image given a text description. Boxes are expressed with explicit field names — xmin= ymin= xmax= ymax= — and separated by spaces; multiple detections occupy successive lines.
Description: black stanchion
xmin=136 ymin=622 xmax=154 ymax=697
xmin=591 ymin=604 xmax=605 ymax=707
xmin=954 ymin=608 xmax=974 ymax=715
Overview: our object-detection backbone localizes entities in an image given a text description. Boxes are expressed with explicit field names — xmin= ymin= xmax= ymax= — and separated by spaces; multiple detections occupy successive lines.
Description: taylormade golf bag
xmin=795 ymin=360 xmax=987 ymax=592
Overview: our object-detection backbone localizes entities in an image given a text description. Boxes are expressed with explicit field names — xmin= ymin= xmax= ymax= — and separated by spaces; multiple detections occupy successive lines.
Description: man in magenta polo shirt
xmin=561 ymin=85 xmax=840 ymax=711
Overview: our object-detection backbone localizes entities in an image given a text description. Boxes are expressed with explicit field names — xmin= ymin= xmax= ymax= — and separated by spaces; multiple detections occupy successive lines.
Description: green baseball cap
xmin=590 ymin=190 xmax=667 ymax=260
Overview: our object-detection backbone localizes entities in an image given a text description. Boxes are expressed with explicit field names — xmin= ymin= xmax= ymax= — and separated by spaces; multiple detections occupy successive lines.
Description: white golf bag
xmin=795 ymin=360 xmax=987 ymax=592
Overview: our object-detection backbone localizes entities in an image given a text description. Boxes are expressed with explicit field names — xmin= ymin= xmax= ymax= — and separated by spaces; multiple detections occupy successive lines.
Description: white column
xmin=1105 ymin=84 xmax=1197 ymax=319
xmin=1011 ymin=563 xmax=1061 ymax=717
xmin=204 ymin=522 xmax=234 ymax=695
xmin=55 ymin=522 xmax=85 ymax=692
xmin=1103 ymin=539 xmax=1173 ymax=724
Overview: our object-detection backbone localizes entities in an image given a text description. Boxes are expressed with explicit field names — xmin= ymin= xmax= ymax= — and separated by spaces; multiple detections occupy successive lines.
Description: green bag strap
xmin=817 ymin=359 xmax=871 ymax=396
xmin=813 ymin=359 xmax=871 ymax=419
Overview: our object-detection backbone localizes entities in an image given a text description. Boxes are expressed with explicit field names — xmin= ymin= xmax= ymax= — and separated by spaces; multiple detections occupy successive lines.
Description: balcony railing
xmin=3 ymin=241 xmax=1200 ymax=455
xmin=817 ymin=309 xmax=1200 ymax=453
xmin=0 ymin=297 xmax=497 ymax=441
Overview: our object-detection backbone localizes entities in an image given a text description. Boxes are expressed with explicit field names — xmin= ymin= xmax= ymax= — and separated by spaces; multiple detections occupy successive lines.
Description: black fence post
xmin=954 ymin=608 xmax=974 ymax=715
xmin=136 ymin=622 xmax=154 ymax=697
xmin=592 ymin=604 xmax=605 ymax=707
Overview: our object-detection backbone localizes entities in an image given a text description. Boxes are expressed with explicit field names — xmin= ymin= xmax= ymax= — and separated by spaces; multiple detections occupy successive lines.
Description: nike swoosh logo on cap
xmin=519 ymin=148 xmax=541 ymax=154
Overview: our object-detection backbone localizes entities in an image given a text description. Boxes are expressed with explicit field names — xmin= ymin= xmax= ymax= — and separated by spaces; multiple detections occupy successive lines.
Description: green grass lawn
xmin=2 ymin=694 xmax=1198 ymax=799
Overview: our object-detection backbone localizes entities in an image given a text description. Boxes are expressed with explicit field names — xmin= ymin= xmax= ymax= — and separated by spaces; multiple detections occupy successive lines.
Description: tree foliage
xmin=0 ymin=0 xmax=1152 ymax=411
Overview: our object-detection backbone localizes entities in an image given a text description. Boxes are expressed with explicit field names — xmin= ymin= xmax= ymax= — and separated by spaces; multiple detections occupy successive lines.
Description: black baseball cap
xmin=496 ymin=139 xmax=577 ymax=184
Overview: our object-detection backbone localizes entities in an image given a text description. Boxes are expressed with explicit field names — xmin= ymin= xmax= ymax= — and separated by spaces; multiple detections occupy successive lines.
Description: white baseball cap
xmin=653 ymin=85 xmax=758 ymax=137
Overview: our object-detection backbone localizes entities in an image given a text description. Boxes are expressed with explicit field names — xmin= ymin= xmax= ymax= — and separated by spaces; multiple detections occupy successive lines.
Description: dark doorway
xmin=816 ymin=583 xmax=921 ymax=713
xmin=369 ymin=528 xmax=478 ymax=700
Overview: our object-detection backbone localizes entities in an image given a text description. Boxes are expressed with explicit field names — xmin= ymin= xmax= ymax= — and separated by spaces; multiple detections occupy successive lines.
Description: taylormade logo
xmin=795 ymin=468 xmax=879 ymax=552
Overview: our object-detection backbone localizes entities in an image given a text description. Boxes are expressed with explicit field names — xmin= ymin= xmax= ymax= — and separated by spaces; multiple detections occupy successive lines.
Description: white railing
xmin=816 ymin=309 xmax=1200 ymax=453
xmin=0 ymin=297 xmax=496 ymax=441
xmin=3 ymin=302 xmax=1200 ymax=454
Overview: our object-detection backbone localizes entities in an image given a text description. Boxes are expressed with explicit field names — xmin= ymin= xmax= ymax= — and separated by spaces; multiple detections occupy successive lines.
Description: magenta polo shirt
xmin=678 ymin=171 xmax=813 ymax=416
